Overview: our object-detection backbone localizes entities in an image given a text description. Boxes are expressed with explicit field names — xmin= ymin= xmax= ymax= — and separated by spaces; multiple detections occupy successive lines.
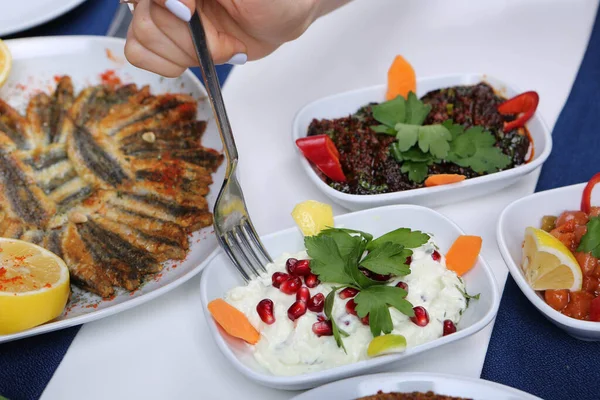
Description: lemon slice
xmin=521 ymin=227 xmax=582 ymax=291
xmin=367 ymin=334 xmax=407 ymax=357
xmin=291 ymin=200 xmax=334 ymax=236
xmin=0 ymin=40 xmax=11 ymax=88
xmin=0 ymin=238 xmax=70 ymax=335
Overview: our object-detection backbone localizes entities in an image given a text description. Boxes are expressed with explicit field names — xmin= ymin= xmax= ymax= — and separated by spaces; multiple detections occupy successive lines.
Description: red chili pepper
xmin=581 ymin=172 xmax=600 ymax=214
xmin=296 ymin=135 xmax=346 ymax=182
xmin=497 ymin=91 xmax=539 ymax=132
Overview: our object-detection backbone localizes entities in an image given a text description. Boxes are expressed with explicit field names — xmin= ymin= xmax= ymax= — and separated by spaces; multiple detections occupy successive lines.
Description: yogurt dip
xmin=224 ymin=237 xmax=468 ymax=376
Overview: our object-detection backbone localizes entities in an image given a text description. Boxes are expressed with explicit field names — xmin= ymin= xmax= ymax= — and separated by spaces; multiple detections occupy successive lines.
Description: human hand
xmin=124 ymin=0 xmax=349 ymax=77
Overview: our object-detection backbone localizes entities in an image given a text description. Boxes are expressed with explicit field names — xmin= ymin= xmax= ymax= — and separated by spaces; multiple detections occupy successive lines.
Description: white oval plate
xmin=0 ymin=0 xmax=89 ymax=37
xmin=200 ymin=205 xmax=500 ymax=390
xmin=0 ymin=36 xmax=224 ymax=344
xmin=498 ymin=182 xmax=600 ymax=341
xmin=292 ymin=74 xmax=552 ymax=211
xmin=291 ymin=372 xmax=541 ymax=400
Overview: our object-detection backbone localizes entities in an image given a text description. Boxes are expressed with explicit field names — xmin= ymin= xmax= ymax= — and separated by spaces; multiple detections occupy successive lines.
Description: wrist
xmin=313 ymin=0 xmax=352 ymax=20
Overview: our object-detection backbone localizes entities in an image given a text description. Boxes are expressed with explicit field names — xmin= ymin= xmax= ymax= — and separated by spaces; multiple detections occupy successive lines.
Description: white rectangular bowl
xmin=199 ymin=205 xmax=500 ymax=390
xmin=292 ymin=74 xmax=552 ymax=211
xmin=497 ymin=182 xmax=600 ymax=340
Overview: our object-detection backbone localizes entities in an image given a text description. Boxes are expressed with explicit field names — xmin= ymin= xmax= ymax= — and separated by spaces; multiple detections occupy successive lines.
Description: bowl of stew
xmin=497 ymin=177 xmax=600 ymax=340
xmin=292 ymin=74 xmax=552 ymax=211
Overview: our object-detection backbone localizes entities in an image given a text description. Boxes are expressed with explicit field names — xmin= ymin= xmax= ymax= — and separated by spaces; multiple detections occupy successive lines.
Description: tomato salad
xmin=541 ymin=173 xmax=600 ymax=321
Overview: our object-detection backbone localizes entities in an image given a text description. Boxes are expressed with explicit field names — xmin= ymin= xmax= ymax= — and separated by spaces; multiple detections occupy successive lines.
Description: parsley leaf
xmin=305 ymin=235 xmax=355 ymax=286
xmin=372 ymin=96 xmax=406 ymax=128
xmin=368 ymin=228 xmax=430 ymax=250
xmin=361 ymin=242 xmax=412 ymax=276
xmin=400 ymin=161 xmax=429 ymax=183
xmin=354 ymin=285 xmax=414 ymax=336
xmin=446 ymin=124 xmax=512 ymax=174
xmin=324 ymin=287 xmax=348 ymax=352
xmin=442 ymin=119 xmax=464 ymax=140
xmin=395 ymin=147 xmax=436 ymax=163
xmin=405 ymin=92 xmax=432 ymax=125
xmin=417 ymin=125 xmax=452 ymax=159
xmin=394 ymin=123 xmax=419 ymax=151
xmin=371 ymin=125 xmax=397 ymax=135
xmin=578 ymin=217 xmax=600 ymax=257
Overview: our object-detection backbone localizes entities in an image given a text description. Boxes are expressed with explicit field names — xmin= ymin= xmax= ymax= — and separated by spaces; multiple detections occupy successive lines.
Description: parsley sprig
xmin=305 ymin=227 xmax=430 ymax=346
xmin=578 ymin=217 xmax=600 ymax=257
xmin=370 ymin=94 xmax=512 ymax=183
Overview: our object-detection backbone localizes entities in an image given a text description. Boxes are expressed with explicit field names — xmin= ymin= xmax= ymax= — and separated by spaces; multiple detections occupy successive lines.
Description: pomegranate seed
xmin=360 ymin=314 xmax=370 ymax=325
xmin=280 ymin=276 xmax=301 ymax=294
xmin=339 ymin=287 xmax=359 ymax=299
xmin=432 ymin=250 xmax=441 ymax=261
xmin=405 ymin=256 xmax=412 ymax=265
xmin=307 ymin=293 xmax=325 ymax=312
xmin=288 ymin=259 xmax=311 ymax=276
xmin=443 ymin=320 xmax=457 ymax=336
xmin=396 ymin=281 xmax=409 ymax=297
xmin=271 ymin=272 xmax=289 ymax=288
xmin=360 ymin=267 xmax=391 ymax=282
xmin=296 ymin=287 xmax=310 ymax=303
xmin=304 ymin=273 xmax=320 ymax=288
xmin=317 ymin=314 xmax=326 ymax=322
xmin=312 ymin=320 xmax=333 ymax=336
xmin=256 ymin=299 xmax=275 ymax=325
xmin=288 ymin=300 xmax=307 ymax=321
xmin=410 ymin=306 xmax=429 ymax=327
xmin=285 ymin=258 xmax=298 ymax=274
xmin=346 ymin=299 xmax=358 ymax=316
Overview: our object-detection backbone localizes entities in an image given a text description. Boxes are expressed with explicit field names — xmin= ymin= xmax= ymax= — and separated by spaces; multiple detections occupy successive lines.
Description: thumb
xmin=154 ymin=0 xmax=195 ymax=22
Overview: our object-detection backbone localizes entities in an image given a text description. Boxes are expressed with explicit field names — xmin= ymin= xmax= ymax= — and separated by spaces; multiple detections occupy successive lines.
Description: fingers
xmin=132 ymin=0 xmax=197 ymax=68
xmin=153 ymin=0 xmax=194 ymax=21
xmin=124 ymin=24 xmax=186 ymax=78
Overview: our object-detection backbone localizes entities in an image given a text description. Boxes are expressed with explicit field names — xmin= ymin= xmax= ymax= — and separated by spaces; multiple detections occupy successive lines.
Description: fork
xmin=187 ymin=11 xmax=273 ymax=281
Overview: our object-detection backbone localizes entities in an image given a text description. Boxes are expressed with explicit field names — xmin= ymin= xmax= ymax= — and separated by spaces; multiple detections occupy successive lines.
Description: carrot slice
xmin=445 ymin=235 xmax=482 ymax=276
xmin=385 ymin=55 xmax=417 ymax=101
xmin=424 ymin=174 xmax=466 ymax=187
xmin=208 ymin=298 xmax=260 ymax=344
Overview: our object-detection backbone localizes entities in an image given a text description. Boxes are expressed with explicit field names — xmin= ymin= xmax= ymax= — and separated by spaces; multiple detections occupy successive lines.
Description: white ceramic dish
xmin=0 ymin=0 xmax=89 ymax=37
xmin=291 ymin=372 xmax=541 ymax=400
xmin=292 ymin=74 xmax=552 ymax=211
xmin=498 ymin=182 xmax=600 ymax=341
xmin=200 ymin=205 xmax=500 ymax=390
xmin=0 ymin=36 xmax=224 ymax=344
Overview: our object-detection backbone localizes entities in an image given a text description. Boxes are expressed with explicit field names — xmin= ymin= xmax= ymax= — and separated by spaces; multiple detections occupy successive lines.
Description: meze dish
xmin=522 ymin=173 xmax=600 ymax=321
xmin=206 ymin=201 xmax=482 ymax=376
xmin=0 ymin=76 xmax=223 ymax=301
xmin=296 ymin=56 xmax=538 ymax=195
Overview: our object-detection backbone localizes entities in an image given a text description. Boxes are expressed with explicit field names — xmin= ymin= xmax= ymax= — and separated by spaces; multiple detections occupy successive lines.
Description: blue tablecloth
xmin=0 ymin=2 xmax=231 ymax=399
xmin=481 ymin=6 xmax=600 ymax=400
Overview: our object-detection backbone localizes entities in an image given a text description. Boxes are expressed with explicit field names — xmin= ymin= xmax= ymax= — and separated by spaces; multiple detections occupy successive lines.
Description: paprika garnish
xmin=497 ymin=91 xmax=539 ymax=132
xmin=581 ymin=172 xmax=600 ymax=214
xmin=296 ymin=135 xmax=346 ymax=182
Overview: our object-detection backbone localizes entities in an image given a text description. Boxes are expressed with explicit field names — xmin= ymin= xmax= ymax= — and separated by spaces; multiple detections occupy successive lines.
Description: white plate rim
xmin=290 ymin=371 xmax=542 ymax=400
xmin=0 ymin=35 xmax=220 ymax=343
xmin=199 ymin=204 xmax=501 ymax=388
xmin=0 ymin=0 xmax=89 ymax=37
xmin=497 ymin=182 xmax=600 ymax=332
xmin=291 ymin=74 xmax=552 ymax=206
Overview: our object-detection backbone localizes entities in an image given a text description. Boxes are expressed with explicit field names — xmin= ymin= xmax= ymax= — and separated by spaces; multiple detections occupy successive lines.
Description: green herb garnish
xmin=578 ymin=217 xmax=600 ymax=257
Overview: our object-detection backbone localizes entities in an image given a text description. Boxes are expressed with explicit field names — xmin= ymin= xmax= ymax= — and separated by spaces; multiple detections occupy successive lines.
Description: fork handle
xmin=188 ymin=11 xmax=238 ymax=170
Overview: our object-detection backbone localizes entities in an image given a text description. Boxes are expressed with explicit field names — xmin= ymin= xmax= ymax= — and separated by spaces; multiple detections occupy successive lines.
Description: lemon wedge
xmin=367 ymin=334 xmax=407 ymax=357
xmin=0 ymin=40 xmax=11 ymax=88
xmin=521 ymin=227 xmax=582 ymax=292
xmin=291 ymin=200 xmax=334 ymax=236
xmin=0 ymin=238 xmax=70 ymax=335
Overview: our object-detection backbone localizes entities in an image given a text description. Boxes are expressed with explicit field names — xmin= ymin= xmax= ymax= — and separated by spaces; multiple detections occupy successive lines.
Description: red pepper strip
xmin=296 ymin=135 xmax=346 ymax=182
xmin=497 ymin=91 xmax=539 ymax=132
xmin=581 ymin=172 xmax=600 ymax=214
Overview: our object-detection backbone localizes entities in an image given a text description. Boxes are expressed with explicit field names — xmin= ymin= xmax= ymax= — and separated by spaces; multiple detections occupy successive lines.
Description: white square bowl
xmin=292 ymin=74 xmax=552 ymax=211
xmin=497 ymin=182 xmax=600 ymax=341
xmin=199 ymin=205 xmax=500 ymax=390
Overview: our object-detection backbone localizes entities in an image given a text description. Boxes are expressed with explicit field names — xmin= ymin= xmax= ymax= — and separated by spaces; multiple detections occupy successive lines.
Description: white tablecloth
xmin=42 ymin=0 xmax=598 ymax=398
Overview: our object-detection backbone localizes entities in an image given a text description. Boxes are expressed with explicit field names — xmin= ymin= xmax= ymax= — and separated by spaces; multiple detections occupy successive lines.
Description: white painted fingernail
xmin=227 ymin=53 xmax=247 ymax=65
xmin=165 ymin=0 xmax=191 ymax=22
